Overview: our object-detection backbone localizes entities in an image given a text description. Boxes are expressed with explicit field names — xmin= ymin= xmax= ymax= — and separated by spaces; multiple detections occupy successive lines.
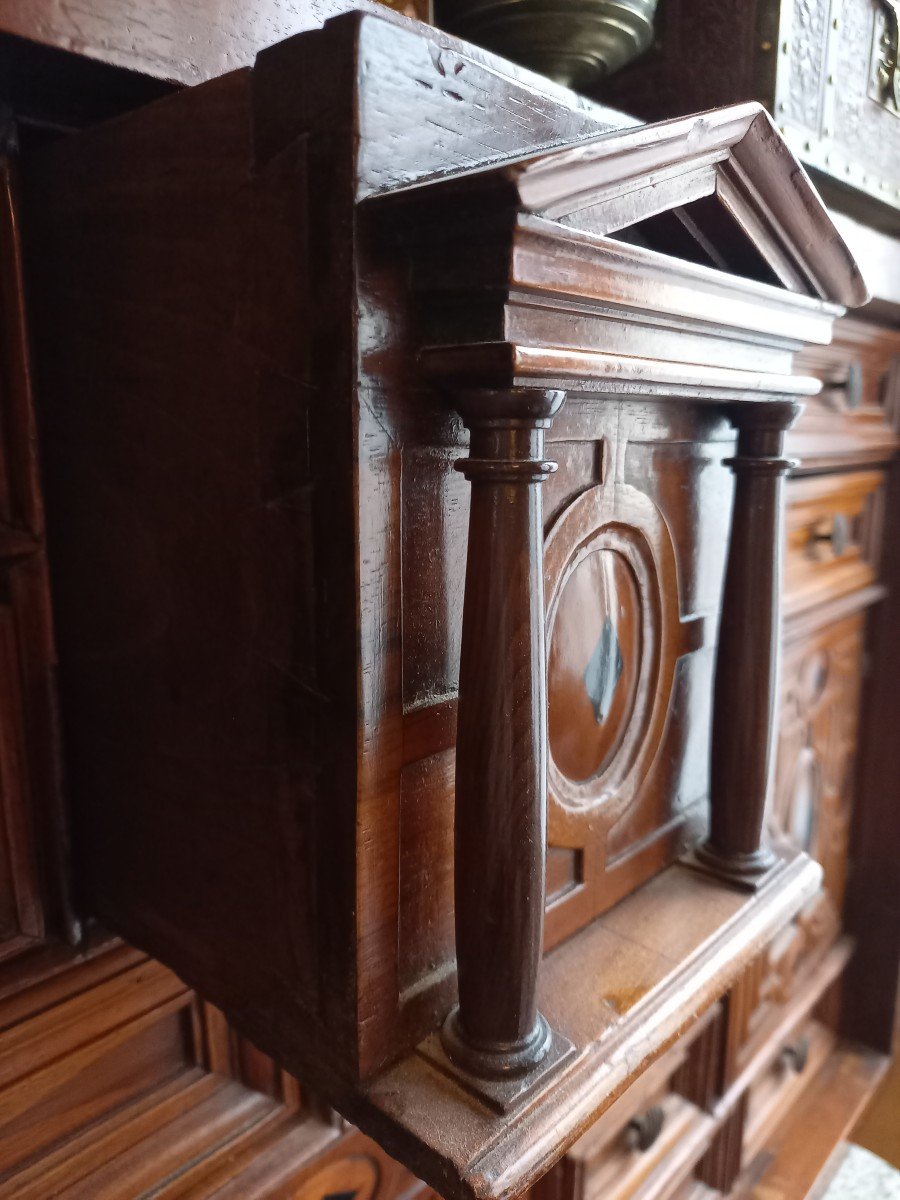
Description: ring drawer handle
xmin=823 ymin=362 xmax=863 ymax=410
xmin=625 ymin=1104 xmax=665 ymax=1152
xmin=779 ymin=1034 xmax=810 ymax=1073
xmin=844 ymin=362 xmax=863 ymax=410
xmin=809 ymin=512 xmax=850 ymax=558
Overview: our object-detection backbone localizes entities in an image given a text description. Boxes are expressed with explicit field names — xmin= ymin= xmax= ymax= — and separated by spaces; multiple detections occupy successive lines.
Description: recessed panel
xmin=548 ymin=549 xmax=641 ymax=785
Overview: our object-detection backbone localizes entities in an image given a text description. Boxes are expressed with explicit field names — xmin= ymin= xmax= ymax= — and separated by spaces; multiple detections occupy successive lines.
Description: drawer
xmin=555 ymin=1032 xmax=716 ymax=1200
xmin=783 ymin=470 xmax=885 ymax=619
xmin=568 ymin=1093 xmax=713 ymax=1200
xmin=742 ymin=1018 xmax=834 ymax=1165
xmin=788 ymin=316 xmax=900 ymax=472
xmin=725 ymin=933 xmax=851 ymax=1090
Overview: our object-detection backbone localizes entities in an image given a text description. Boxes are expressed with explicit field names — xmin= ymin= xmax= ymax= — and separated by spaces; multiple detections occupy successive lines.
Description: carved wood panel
xmin=774 ymin=612 xmax=863 ymax=912
xmin=541 ymin=411 xmax=721 ymax=947
xmin=727 ymin=611 xmax=865 ymax=1061
xmin=0 ymin=938 xmax=427 ymax=1199
xmin=603 ymin=0 xmax=900 ymax=217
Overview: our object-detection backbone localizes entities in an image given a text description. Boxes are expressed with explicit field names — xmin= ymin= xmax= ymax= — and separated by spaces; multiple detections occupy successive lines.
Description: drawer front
xmin=577 ymin=1092 xmax=713 ymax=1200
xmin=728 ymin=611 xmax=865 ymax=1062
xmin=789 ymin=316 xmax=900 ymax=471
xmin=783 ymin=471 xmax=884 ymax=619
xmin=775 ymin=612 xmax=864 ymax=911
xmin=553 ymin=1026 xmax=718 ymax=1200
xmin=742 ymin=1018 xmax=834 ymax=1165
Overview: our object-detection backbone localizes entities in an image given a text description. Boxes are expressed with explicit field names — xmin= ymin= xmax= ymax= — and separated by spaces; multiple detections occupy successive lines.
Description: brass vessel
xmin=434 ymin=0 xmax=658 ymax=90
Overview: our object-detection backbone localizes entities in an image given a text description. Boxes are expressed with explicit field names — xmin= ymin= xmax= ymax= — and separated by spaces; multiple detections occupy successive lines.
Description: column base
xmin=417 ymin=1008 xmax=576 ymax=1114
xmin=440 ymin=1008 xmax=552 ymax=1079
xmin=683 ymin=841 xmax=784 ymax=892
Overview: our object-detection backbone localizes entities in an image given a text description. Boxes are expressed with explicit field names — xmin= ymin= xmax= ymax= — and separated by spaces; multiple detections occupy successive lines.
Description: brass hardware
xmin=625 ymin=1104 xmax=665 ymax=1152
xmin=433 ymin=0 xmax=657 ymax=90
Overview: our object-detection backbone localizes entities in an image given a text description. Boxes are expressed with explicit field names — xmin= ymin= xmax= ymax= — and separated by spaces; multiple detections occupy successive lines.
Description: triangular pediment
xmin=498 ymin=102 xmax=867 ymax=307
xmin=378 ymin=102 xmax=867 ymax=309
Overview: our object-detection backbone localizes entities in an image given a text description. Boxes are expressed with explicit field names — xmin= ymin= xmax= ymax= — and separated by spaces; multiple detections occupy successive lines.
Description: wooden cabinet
xmin=0 ymin=6 xmax=893 ymax=1199
xmin=0 ymin=937 xmax=427 ymax=1198
xmin=15 ymin=12 xmax=880 ymax=1199
xmin=0 ymin=150 xmax=74 ymax=964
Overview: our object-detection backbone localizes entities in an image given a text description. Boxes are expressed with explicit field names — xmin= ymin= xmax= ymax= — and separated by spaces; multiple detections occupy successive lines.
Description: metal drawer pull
xmin=779 ymin=1034 xmax=810 ymax=1073
xmin=822 ymin=362 xmax=862 ymax=410
xmin=625 ymin=1104 xmax=665 ymax=1152
xmin=809 ymin=512 xmax=850 ymax=558
xmin=844 ymin=362 xmax=864 ymax=410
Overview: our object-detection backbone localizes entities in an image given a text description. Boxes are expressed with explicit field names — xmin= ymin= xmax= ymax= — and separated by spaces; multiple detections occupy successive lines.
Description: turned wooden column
xmin=696 ymin=401 xmax=800 ymax=887
xmin=441 ymin=387 xmax=565 ymax=1079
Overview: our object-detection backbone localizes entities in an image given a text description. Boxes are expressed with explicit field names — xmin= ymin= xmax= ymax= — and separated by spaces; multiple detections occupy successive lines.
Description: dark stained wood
xmin=0 ymin=134 xmax=76 ymax=956
xmin=0 ymin=115 xmax=433 ymax=1200
xmin=443 ymin=388 xmax=563 ymax=1078
xmin=355 ymin=852 xmax=821 ymax=1200
xmin=595 ymin=0 xmax=900 ymax=234
xmin=842 ymin=450 xmax=900 ymax=1054
xmin=695 ymin=1096 xmax=745 ymax=1194
xmin=0 ymin=936 xmax=425 ymax=1199
xmin=12 ymin=10 xmax=886 ymax=1198
xmin=696 ymin=403 xmax=800 ymax=886
xmin=790 ymin=315 xmax=900 ymax=473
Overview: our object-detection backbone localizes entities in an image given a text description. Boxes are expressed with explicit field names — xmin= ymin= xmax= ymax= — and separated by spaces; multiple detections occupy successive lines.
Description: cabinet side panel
xmin=21 ymin=72 xmax=361 ymax=1082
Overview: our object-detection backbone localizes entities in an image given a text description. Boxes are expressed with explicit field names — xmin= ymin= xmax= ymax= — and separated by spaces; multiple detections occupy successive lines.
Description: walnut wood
xmin=354 ymin=852 xmax=821 ymax=1199
xmin=842 ymin=450 xmax=900 ymax=1053
xmin=443 ymin=387 xmax=564 ymax=1078
xmin=15 ymin=13 xmax=874 ymax=1197
xmin=0 ymin=137 xmax=77 ymax=955
xmin=697 ymin=402 xmax=801 ymax=886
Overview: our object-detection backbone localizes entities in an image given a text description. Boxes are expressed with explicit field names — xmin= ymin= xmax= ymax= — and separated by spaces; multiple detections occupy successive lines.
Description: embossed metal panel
xmin=602 ymin=0 xmax=900 ymax=220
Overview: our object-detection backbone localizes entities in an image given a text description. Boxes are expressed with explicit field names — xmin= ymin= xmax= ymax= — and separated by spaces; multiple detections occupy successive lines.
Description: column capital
xmin=453 ymin=388 xmax=566 ymax=484
xmin=726 ymin=399 xmax=802 ymax=435
xmin=453 ymin=387 xmax=566 ymax=428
